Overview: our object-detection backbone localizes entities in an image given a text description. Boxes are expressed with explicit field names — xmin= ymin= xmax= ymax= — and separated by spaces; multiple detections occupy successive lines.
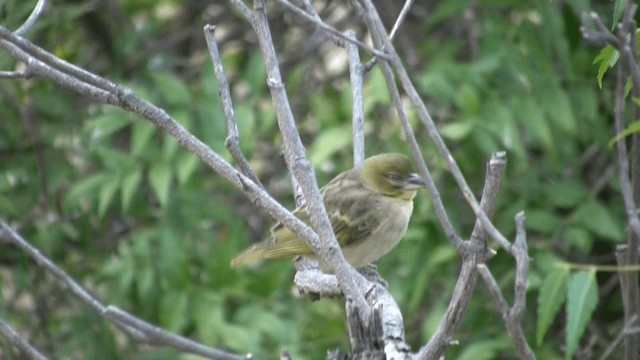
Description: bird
xmin=230 ymin=153 xmax=426 ymax=270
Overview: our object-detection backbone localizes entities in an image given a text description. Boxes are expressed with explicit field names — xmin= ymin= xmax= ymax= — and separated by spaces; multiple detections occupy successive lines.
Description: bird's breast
xmin=341 ymin=197 xmax=414 ymax=268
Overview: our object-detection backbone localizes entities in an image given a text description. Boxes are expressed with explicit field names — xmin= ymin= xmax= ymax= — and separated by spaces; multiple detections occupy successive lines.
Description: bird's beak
xmin=404 ymin=172 xmax=426 ymax=189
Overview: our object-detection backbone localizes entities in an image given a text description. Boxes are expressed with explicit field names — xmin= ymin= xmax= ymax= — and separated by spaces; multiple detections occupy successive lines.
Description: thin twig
xmin=599 ymin=314 xmax=640 ymax=360
xmin=363 ymin=0 xmax=414 ymax=72
xmin=354 ymin=1 xmax=462 ymax=250
xmin=203 ymin=24 xmax=263 ymax=187
xmin=357 ymin=0 xmax=513 ymax=254
xmin=14 ymin=0 xmax=48 ymax=36
xmin=276 ymin=0 xmax=391 ymax=61
xmin=103 ymin=306 xmax=250 ymax=360
xmin=418 ymin=152 xmax=507 ymax=359
xmin=476 ymin=213 xmax=534 ymax=360
xmin=0 ymin=318 xmax=48 ymax=360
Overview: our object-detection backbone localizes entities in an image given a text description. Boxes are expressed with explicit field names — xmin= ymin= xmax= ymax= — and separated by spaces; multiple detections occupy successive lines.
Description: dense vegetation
xmin=0 ymin=0 xmax=637 ymax=359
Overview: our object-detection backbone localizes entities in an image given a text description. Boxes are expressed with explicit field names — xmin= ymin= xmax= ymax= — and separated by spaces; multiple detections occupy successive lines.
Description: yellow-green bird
xmin=230 ymin=153 xmax=426 ymax=270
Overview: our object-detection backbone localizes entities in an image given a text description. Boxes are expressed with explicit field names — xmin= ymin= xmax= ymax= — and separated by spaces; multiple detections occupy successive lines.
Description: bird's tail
xmin=230 ymin=244 xmax=267 ymax=268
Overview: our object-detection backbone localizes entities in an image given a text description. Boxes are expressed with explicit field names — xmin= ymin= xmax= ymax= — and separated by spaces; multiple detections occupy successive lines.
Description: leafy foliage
xmin=0 ymin=0 xmax=635 ymax=359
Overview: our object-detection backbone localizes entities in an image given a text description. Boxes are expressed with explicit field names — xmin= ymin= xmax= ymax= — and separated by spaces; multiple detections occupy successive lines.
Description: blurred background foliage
xmin=0 ymin=0 xmax=634 ymax=358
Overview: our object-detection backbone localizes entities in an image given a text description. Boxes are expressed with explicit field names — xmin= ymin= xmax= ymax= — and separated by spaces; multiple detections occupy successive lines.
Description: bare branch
xmin=388 ymin=0 xmax=414 ymax=42
xmin=230 ymin=0 xmax=373 ymax=317
xmin=276 ymin=0 xmax=391 ymax=61
xmin=477 ymin=213 xmax=533 ymax=359
xmin=599 ymin=314 xmax=640 ymax=360
xmin=418 ymin=152 xmax=507 ymax=359
xmin=14 ymin=0 xmax=48 ymax=36
xmin=343 ymin=30 xmax=365 ymax=166
xmin=0 ymin=68 xmax=32 ymax=78
xmin=103 ymin=306 xmax=251 ymax=360
xmin=0 ymin=318 xmax=48 ymax=360
xmin=203 ymin=24 xmax=263 ymax=187
xmin=356 ymin=0 xmax=513 ymax=254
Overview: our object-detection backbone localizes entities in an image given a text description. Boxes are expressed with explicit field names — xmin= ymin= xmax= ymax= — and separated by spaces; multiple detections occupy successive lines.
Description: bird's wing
xmin=260 ymin=169 xmax=381 ymax=258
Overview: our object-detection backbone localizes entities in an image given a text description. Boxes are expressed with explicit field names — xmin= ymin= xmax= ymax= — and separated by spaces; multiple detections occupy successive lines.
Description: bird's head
xmin=359 ymin=153 xmax=426 ymax=201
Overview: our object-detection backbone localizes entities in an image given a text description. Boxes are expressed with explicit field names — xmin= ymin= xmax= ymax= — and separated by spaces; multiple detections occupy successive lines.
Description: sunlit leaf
xmin=566 ymin=270 xmax=598 ymax=360
xmin=537 ymin=266 xmax=569 ymax=345
xmin=592 ymin=45 xmax=618 ymax=89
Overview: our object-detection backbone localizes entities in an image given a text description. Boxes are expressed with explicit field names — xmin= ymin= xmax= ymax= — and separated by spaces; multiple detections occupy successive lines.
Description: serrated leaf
xmin=98 ymin=175 xmax=120 ymax=218
xmin=608 ymin=119 xmax=640 ymax=147
xmin=149 ymin=163 xmax=172 ymax=208
xmin=130 ymin=120 xmax=156 ymax=157
xmin=537 ymin=266 xmax=569 ymax=345
xmin=592 ymin=45 xmax=618 ymax=89
xmin=566 ymin=270 xmax=598 ymax=360
xmin=121 ymin=168 xmax=142 ymax=211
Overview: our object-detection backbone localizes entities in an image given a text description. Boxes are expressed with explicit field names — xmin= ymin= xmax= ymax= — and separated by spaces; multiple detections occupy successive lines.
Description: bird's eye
xmin=387 ymin=173 xmax=402 ymax=182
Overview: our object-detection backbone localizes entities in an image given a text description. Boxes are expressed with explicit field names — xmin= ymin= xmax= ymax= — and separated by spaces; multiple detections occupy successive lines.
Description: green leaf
xmin=457 ymin=338 xmax=512 ymax=360
xmin=441 ymin=119 xmax=475 ymax=141
xmin=308 ymin=126 xmax=351 ymax=165
xmin=192 ymin=291 xmax=224 ymax=345
xmin=564 ymin=227 xmax=593 ymax=254
xmin=517 ymin=97 xmax=553 ymax=149
xmin=176 ymin=151 xmax=200 ymax=185
xmin=542 ymin=87 xmax=577 ymax=135
xmin=612 ymin=0 xmax=625 ymax=30
xmin=572 ymin=199 xmax=623 ymax=241
xmin=456 ymin=83 xmax=480 ymax=114
xmin=592 ymin=45 xmax=618 ymax=89
xmin=565 ymin=270 xmax=598 ymax=360
xmin=121 ymin=168 xmax=142 ymax=211
xmin=151 ymin=72 xmax=191 ymax=107
xmin=159 ymin=291 xmax=190 ymax=333
xmin=526 ymin=209 xmax=561 ymax=235
xmin=149 ymin=162 xmax=172 ymax=208
xmin=85 ymin=111 xmax=131 ymax=136
xmin=609 ymin=120 xmax=640 ymax=147
xmin=537 ymin=266 xmax=569 ymax=345
xmin=63 ymin=173 xmax=111 ymax=210
xmin=545 ymin=179 xmax=588 ymax=208
xmin=130 ymin=120 xmax=156 ymax=157
xmin=98 ymin=175 xmax=120 ymax=218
